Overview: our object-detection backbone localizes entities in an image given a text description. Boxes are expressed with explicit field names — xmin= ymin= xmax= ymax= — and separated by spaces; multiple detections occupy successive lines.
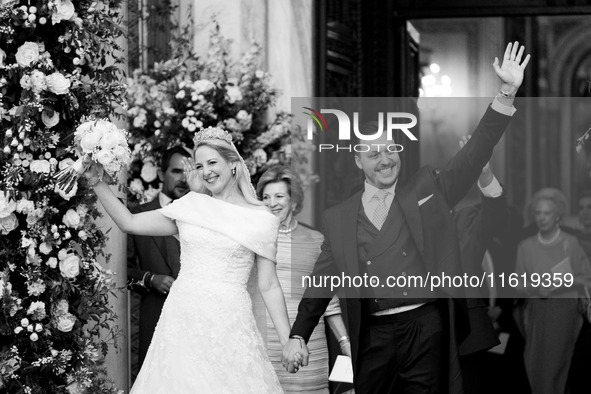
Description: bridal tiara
xmin=193 ymin=126 xmax=233 ymax=145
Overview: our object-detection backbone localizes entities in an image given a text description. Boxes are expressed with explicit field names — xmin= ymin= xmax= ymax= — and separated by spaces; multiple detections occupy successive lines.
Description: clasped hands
xmin=281 ymin=337 xmax=309 ymax=373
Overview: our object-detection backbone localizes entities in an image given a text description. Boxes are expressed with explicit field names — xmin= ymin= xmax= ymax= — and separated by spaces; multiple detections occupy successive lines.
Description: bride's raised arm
xmin=89 ymin=176 xmax=178 ymax=237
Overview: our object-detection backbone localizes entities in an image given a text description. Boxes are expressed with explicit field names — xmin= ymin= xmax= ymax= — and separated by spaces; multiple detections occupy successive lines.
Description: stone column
xmin=98 ymin=3 xmax=129 ymax=392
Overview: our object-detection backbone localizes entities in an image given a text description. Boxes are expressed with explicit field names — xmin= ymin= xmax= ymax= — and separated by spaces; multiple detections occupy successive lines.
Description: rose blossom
xmin=59 ymin=254 xmax=80 ymax=278
xmin=52 ymin=0 xmax=76 ymax=24
xmin=95 ymin=149 xmax=114 ymax=166
xmin=55 ymin=313 xmax=76 ymax=332
xmin=225 ymin=85 xmax=242 ymax=104
xmin=79 ymin=130 xmax=103 ymax=153
xmin=27 ymin=279 xmax=46 ymax=296
xmin=26 ymin=208 xmax=45 ymax=225
xmin=52 ymin=299 xmax=69 ymax=317
xmin=42 ymin=110 xmax=60 ymax=128
xmin=62 ymin=209 xmax=81 ymax=228
xmin=30 ymin=70 xmax=47 ymax=92
xmin=78 ymin=230 xmax=88 ymax=241
xmin=192 ymin=79 xmax=215 ymax=94
xmin=47 ymin=257 xmax=58 ymax=268
xmin=30 ymin=333 xmax=39 ymax=341
xmin=15 ymin=42 xmax=40 ymax=67
xmin=39 ymin=242 xmax=52 ymax=255
xmin=0 ymin=213 xmax=18 ymax=234
xmin=0 ymin=193 xmax=17 ymax=218
xmin=20 ymin=74 xmax=32 ymax=89
xmin=129 ymin=178 xmax=144 ymax=195
xmin=30 ymin=159 xmax=51 ymax=174
xmin=140 ymin=162 xmax=158 ymax=183
xmin=236 ymin=110 xmax=252 ymax=131
xmin=16 ymin=198 xmax=34 ymax=214
xmin=112 ymin=145 xmax=130 ymax=162
xmin=27 ymin=301 xmax=47 ymax=321
xmin=45 ymin=72 xmax=71 ymax=95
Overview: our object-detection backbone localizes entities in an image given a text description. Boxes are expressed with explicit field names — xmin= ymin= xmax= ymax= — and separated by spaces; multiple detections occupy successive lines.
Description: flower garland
xmin=0 ymin=1 xmax=126 ymax=393
xmin=126 ymin=20 xmax=317 ymax=203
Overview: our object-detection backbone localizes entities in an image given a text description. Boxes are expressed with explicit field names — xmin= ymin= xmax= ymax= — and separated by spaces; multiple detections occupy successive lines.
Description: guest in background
xmin=257 ymin=166 xmax=351 ymax=394
xmin=568 ymin=191 xmax=591 ymax=394
xmin=515 ymin=188 xmax=591 ymax=394
xmin=453 ymin=138 xmax=506 ymax=394
xmin=127 ymin=146 xmax=191 ymax=368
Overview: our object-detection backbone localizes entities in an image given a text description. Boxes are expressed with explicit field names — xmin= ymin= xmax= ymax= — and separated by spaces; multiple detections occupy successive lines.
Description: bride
xmin=85 ymin=127 xmax=299 ymax=393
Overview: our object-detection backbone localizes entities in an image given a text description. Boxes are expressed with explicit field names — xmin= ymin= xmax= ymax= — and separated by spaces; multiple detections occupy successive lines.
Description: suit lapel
xmin=396 ymin=183 xmax=424 ymax=254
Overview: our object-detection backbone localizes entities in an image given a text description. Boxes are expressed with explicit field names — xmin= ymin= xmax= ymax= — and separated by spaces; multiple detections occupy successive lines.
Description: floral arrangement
xmin=126 ymin=21 xmax=316 ymax=203
xmin=0 ymin=0 xmax=126 ymax=393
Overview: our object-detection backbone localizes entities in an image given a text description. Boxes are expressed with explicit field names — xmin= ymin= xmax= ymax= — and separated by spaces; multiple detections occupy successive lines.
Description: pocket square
xmin=418 ymin=194 xmax=434 ymax=206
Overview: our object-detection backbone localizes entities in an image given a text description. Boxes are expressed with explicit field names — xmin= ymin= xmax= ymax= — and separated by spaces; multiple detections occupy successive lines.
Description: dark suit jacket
xmin=291 ymin=105 xmax=512 ymax=393
xmin=127 ymin=197 xmax=181 ymax=363
xmin=455 ymin=194 xmax=508 ymax=355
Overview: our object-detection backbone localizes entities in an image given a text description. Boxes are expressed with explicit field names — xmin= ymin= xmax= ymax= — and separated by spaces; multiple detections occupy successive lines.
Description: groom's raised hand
xmin=492 ymin=41 xmax=531 ymax=96
xmin=282 ymin=337 xmax=309 ymax=373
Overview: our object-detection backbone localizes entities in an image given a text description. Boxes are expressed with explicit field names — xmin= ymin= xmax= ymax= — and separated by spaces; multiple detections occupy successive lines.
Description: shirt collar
xmin=362 ymin=180 xmax=397 ymax=203
xmin=159 ymin=192 xmax=173 ymax=207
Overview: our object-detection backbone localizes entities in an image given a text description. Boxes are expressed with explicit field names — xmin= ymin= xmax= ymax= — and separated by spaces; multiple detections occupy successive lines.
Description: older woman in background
xmin=515 ymin=188 xmax=591 ymax=394
xmin=257 ymin=166 xmax=351 ymax=394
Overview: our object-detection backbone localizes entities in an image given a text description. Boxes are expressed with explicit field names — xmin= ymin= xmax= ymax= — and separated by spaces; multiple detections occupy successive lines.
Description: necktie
xmin=371 ymin=189 xmax=389 ymax=230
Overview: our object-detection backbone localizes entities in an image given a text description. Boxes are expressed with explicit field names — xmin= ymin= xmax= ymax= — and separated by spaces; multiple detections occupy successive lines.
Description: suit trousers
xmin=355 ymin=302 xmax=447 ymax=394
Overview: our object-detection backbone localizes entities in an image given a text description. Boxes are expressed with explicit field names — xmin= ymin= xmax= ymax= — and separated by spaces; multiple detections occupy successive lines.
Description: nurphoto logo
xmin=303 ymin=107 xmax=418 ymax=152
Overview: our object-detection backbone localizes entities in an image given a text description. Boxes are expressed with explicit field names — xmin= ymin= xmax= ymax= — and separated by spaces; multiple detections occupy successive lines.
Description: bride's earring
xmin=231 ymin=167 xmax=236 ymax=176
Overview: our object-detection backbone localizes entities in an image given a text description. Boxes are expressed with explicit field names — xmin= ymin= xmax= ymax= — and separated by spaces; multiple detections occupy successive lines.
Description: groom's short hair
xmin=160 ymin=146 xmax=191 ymax=171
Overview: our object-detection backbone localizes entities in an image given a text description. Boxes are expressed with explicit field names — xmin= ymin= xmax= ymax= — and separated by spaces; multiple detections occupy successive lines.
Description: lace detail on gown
xmin=130 ymin=219 xmax=283 ymax=393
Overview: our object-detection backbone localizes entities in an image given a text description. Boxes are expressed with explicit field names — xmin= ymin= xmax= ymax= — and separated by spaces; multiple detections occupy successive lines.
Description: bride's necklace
xmin=279 ymin=220 xmax=298 ymax=234
xmin=537 ymin=228 xmax=561 ymax=245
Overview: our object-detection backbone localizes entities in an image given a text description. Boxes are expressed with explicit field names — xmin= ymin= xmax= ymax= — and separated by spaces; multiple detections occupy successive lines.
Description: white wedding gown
xmin=130 ymin=193 xmax=283 ymax=393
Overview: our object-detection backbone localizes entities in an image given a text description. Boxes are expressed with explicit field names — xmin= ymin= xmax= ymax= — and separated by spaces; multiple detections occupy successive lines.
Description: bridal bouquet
xmin=55 ymin=120 xmax=131 ymax=193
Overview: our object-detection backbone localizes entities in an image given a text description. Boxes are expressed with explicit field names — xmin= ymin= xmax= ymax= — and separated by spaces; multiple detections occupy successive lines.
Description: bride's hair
xmin=194 ymin=139 xmax=263 ymax=206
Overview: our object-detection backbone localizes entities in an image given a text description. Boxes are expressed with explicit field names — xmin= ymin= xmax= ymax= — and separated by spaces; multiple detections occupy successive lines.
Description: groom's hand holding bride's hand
xmin=282 ymin=337 xmax=309 ymax=373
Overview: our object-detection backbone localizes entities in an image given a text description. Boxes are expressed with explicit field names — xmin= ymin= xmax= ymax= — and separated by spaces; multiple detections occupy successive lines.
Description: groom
xmin=283 ymin=42 xmax=530 ymax=393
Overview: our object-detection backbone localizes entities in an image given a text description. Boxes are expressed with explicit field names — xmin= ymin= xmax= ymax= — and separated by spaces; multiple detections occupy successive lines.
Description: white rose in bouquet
xmin=79 ymin=130 xmax=103 ymax=153
xmin=112 ymin=145 xmax=130 ymax=161
xmin=95 ymin=149 xmax=114 ymax=166
xmin=129 ymin=178 xmax=144 ymax=195
xmin=104 ymin=161 xmax=122 ymax=175
xmin=0 ymin=213 xmax=18 ymax=234
xmin=55 ymin=313 xmax=76 ymax=332
xmin=30 ymin=160 xmax=51 ymax=174
xmin=0 ymin=193 xmax=16 ymax=218
xmin=52 ymin=0 xmax=76 ymax=24
xmin=42 ymin=110 xmax=60 ymax=128
xmin=62 ymin=209 xmax=81 ymax=228
xmin=45 ymin=72 xmax=71 ymax=95
xmin=59 ymin=254 xmax=80 ymax=278
xmin=15 ymin=42 xmax=40 ymax=67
